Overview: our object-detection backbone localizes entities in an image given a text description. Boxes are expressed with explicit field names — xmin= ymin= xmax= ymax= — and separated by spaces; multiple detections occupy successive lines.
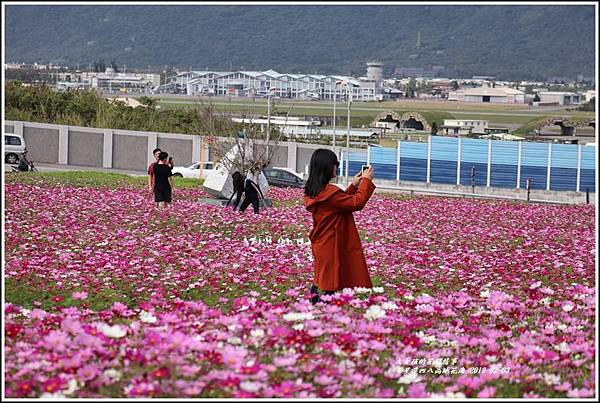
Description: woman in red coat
xmin=304 ymin=149 xmax=376 ymax=304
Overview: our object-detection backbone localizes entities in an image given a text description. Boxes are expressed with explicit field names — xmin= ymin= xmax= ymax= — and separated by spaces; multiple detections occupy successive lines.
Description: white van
xmin=4 ymin=133 xmax=26 ymax=164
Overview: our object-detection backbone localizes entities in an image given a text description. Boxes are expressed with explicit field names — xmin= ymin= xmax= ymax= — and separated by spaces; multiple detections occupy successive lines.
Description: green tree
xmin=406 ymin=79 xmax=417 ymax=98
xmin=578 ymin=97 xmax=595 ymax=112
xmin=430 ymin=121 xmax=438 ymax=135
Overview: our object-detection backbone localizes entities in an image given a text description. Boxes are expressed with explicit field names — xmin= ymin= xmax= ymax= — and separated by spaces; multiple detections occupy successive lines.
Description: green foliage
xmin=513 ymin=115 xmax=552 ymax=135
xmin=4 ymin=170 xmax=204 ymax=189
xmin=578 ymin=97 xmax=595 ymax=112
xmin=5 ymin=82 xmax=206 ymax=134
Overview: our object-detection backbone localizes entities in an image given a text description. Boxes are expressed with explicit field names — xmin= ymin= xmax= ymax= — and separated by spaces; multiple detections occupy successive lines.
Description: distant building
xmin=441 ymin=119 xmax=489 ymax=136
xmin=89 ymin=68 xmax=160 ymax=93
xmin=449 ymin=87 xmax=525 ymax=104
xmin=583 ymin=90 xmax=596 ymax=101
xmin=168 ymin=68 xmax=378 ymax=101
xmin=538 ymin=91 xmax=581 ymax=105
xmin=394 ymin=66 xmax=443 ymax=78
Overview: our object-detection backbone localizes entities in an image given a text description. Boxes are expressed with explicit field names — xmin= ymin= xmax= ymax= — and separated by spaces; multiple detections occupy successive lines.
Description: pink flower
xmin=567 ymin=388 xmax=595 ymax=398
xmin=220 ymin=345 xmax=247 ymax=369
xmin=72 ymin=291 xmax=88 ymax=300
xmin=477 ymin=386 xmax=496 ymax=398
xmin=44 ymin=330 xmax=70 ymax=352
xmin=273 ymin=355 xmax=298 ymax=367
xmin=407 ymin=383 xmax=428 ymax=398
xmin=78 ymin=364 xmax=101 ymax=381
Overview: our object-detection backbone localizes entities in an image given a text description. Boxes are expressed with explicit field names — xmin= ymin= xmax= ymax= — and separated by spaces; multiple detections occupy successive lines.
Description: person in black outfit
xmin=153 ymin=151 xmax=174 ymax=208
xmin=239 ymin=170 xmax=264 ymax=214
xmin=226 ymin=171 xmax=245 ymax=211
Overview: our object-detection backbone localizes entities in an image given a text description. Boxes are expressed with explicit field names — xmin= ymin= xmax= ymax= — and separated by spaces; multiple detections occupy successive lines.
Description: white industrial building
xmin=582 ymin=90 xmax=595 ymax=101
xmin=89 ymin=68 xmax=160 ymax=93
xmin=441 ymin=119 xmax=489 ymax=136
xmin=538 ymin=91 xmax=581 ymax=105
xmin=449 ymin=87 xmax=525 ymax=104
xmin=55 ymin=68 xmax=160 ymax=94
xmin=166 ymin=68 xmax=379 ymax=101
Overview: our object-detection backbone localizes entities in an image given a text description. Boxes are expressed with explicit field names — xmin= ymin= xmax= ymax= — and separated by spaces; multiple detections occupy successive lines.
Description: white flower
xmin=103 ymin=369 xmax=122 ymax=382
xmin=139 ymin=311 xmax=157 ymax=324
xmin=99 ymin=323 xmax=127 ymax=338
xmin=397 ymin=371 xmax=422 ymax=384
xmin=227 ymin=337 xmax=242 ymax=345
xmin=354 ymin=287 xmax=372 ymax=294
xmin=562 ymin=303 xmax=575 ymax=312
xmin=64 ymin=379 xmax=80 ymax=395
xmin=292 ymin=323 xmax=305 ymax=331
xmin=250 ymin=329 xmax=265 ymax=339
xmin=372 ymin=287 xmax=384 ymax=294
xmin=557 ymin=323 xmax=568 ymax=331
xmin=364 ymin=305 xmax=386 ymax=321
xmin=431 ymin=392 xmax=466 ymax=398
xmin=530 ymin=281 xmax=542 ymax=289
xmin=542 ymin=372 xmax=561 ymax=385
xmin=539 ymin=297 xmax=551 ymax=306
xmin=240 ymin=381 xmax=261 ymax=392
xmin=283 ymin=312 xmax=314 ymax=322
xmin=486 ymin=355 xmax=498 ymax=363
xmin=382 ymin=302 xmax=399 ymax=310
xmin=40 ymin=392 xmax=66 ymax=399
xmin=480 ymin=289 xmax=491 ymax=298
xmin=555 ymin=342 xmax=571 ymax=353
xmin=404 ymin=294 xmax=414 ymax=300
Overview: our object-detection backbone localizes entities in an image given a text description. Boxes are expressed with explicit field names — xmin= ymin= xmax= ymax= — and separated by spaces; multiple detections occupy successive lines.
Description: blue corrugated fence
xmin=343 ymin=137 xmax=595 ymax=192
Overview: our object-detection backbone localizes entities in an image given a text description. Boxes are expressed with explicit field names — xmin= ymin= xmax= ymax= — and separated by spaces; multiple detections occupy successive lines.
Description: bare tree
xmin=185 ymin=96 xmax=295 ymax=175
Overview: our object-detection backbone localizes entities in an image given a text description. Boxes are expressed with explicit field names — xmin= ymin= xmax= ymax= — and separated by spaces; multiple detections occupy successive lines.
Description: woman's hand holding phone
xmin=362 ymin=165 xmax=374 ymax=181
xmin=352 ymin=170 xmax=363 ymax=187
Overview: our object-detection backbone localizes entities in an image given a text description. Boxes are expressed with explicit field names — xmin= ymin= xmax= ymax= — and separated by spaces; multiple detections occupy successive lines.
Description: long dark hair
xmin=232 ymin=171 xmax=245 ymax=194
xmin=304 ymin=149 xmax=339 ymax=198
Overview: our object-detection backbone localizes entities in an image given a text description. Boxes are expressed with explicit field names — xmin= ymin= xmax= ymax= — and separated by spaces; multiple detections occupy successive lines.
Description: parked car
xmin=263 ymin=167 xmax=305 ymax=188
xmin=171 ymin=161 xmax=215 ymax=179
xmin=4 ymin=133 xmax=26 ymax=164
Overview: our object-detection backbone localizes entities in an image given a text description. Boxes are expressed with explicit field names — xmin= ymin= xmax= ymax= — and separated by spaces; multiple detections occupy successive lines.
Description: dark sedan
xmin=263 ymin=167 xmax=305 ymax=188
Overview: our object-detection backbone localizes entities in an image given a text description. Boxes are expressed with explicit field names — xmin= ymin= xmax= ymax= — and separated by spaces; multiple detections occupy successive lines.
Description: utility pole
xmin=266 ymin=87 xmax=277 ymax=163
xmin=333 ymin=82 xmax=337 ymax=147
xmin=345 ymin=82 xmax=352 ymax=183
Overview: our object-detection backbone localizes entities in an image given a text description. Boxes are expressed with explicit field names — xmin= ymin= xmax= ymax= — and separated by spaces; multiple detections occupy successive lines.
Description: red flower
xmin=5 ymin=323 xmax=23 ymax=339
xmin=150 ymin=367 xmax=170 ymax=379
xmin=220 ymin=377 xmax=240 ymax=389
xmin=402 ymin=335 xmax=422 ymax=348
xmin=52 ymin=296 xmax=64 ymax=303
xmin=15 ymin=381 xmax=35 ymax=397
xmin=41 ymin=377 xmax=64 ymax=394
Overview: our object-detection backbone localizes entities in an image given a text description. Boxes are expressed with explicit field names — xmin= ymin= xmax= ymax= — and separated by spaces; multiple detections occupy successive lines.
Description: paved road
xmin=157 ymin=99 xmax=579 ymax=117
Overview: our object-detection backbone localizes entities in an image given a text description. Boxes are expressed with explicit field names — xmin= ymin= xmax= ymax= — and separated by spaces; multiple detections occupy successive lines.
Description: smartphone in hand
xmin=361 ymin=164 xmax=370 ymax=172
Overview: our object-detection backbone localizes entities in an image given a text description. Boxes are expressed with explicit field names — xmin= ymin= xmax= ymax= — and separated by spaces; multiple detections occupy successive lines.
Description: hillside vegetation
xmin=5 ymin=5 xmax=595 ymax=80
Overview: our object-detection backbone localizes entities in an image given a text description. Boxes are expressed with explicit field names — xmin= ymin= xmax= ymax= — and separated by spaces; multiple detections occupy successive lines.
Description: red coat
xmin=304 ymin=178 xmax=376 ymax=291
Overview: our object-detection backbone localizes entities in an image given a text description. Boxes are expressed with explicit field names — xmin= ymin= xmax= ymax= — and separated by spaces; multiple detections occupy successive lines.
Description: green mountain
xmin=4 ymin=5 xmax=595 ymax=80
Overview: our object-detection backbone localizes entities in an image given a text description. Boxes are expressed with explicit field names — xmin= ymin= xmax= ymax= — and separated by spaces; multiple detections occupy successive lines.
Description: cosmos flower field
xmin=3 ymin=174 xmax=596 ymax=398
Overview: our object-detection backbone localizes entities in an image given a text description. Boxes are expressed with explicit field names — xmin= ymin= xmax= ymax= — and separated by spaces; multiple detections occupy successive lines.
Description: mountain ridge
xmin=4 ymin=5 xmax=596 ymax=80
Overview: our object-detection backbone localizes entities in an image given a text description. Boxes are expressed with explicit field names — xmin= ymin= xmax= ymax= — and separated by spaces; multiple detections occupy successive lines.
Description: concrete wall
xmin=5 ymin=124 xmax=14 ymax=133
xmin=68 ymin=130 xmax=104 ymax=167
xmin=157 ymin=136 xmax=193 ymax=167
xmin=23 ymin=125 xmax=59 ymax=163
xmin=252 ymin=144 xmax=288 ymax=167
xmin=5 ymin=120 xmax=592 ymax=204
xmin=112 ymin=133 xmax=149 ymax=172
